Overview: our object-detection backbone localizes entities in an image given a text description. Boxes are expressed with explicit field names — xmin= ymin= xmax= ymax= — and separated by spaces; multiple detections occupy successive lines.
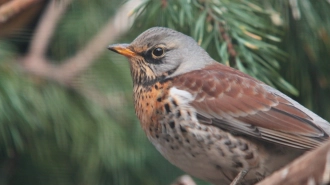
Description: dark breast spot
xmin=164 ymin=103 xmax=171 ymax=113
xmin=239 ymin=143 xmax=248 ymax=151
xmin=216 ymin=146 xmax=225 ymax=157
xmin=224 ymin=140 xmax=231 ymax=146
xmin=233 ymin=161 xmax=243 ymax=168
xmin=244 ymin=152 xmax=254 ymax=160
xmin=214 ymin=134 xmax=222 ymax=140
xmin=228 ymin=143 xmax=236 ymax=149
xmin=180 ymin=125 xmax=187 ymax=133
xmin=176 ymin=111 xmax=181 ymax=118
xmin=172 ymin=100 xmax=178 ymax=107
xmin=169 ymin=120 xmax=175 ymax=129
xmin=207 ymin=140 xmax=214 ymax=145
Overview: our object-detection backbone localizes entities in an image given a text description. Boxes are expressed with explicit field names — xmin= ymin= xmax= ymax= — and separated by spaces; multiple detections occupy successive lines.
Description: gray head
xmin=108 ymin=27 xmax=214 ymax=85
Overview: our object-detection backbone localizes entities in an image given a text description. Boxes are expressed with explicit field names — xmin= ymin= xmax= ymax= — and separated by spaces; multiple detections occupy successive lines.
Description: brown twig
xmin=0 ymin=0 xmax=42 ymax=23
xmin=218 ymin=22 xmax=237 ymax=67
xmin=58 ymin=0 xmax=142 ymax=83
xmin=22 ymin=0 xmax=72 ymax=84
xmin=27 ymin=0 xmax=72 ymax=58
xmin=161 ymin=0 xmax=167 ymax=8
xmin=23 ymin=0 xmax=142 ymax=85
xmin=257 ymin=139 xmax=330 ymax=185
xmin=170 ymin=175 xmax=197 ymax=185
xmin=205 ymin=7 xmax=237 ymax=67
xmin=20 ymin=0 xmax=143 ymax=106
xmin=71 ymin=81 xmax=128 ymax=109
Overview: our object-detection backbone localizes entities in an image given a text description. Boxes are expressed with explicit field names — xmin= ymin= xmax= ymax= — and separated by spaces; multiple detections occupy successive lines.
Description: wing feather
xmin=172 ymin=63 xmax=330 ymax=149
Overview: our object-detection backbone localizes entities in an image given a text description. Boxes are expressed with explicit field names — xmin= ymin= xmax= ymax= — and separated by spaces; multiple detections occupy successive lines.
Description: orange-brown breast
xmin=133 ymin=81 xmax=173 ymax=137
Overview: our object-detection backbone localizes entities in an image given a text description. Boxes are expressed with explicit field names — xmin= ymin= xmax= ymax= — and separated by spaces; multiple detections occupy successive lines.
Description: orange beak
xmin=108 ymin=44 xmax=136 ymax=58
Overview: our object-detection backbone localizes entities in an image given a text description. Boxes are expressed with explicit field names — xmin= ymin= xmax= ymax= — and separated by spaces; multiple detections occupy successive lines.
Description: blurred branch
xmin=22 ymin=0 xmax=72 ymax=83
xmin=22 ymin=0 xmax=142 ymax=85
xmin=0 ymin=0 xmax=42 ymax=23
xmin=170 ymin=175 xmax=197 ymax=185
xmin=28 ymin=0 xmax=72 ymax=58
xmin=257 ymin=139 xmax=330 ymax=185
xmin=21 ymin=0 xmax=142 ymax=107
xmin=218 ymin=22 xmax=237 ymax=67
xmin=58 ymin=0 xmax=142 ymax=82
xmin=0 ymin=149 xmax=17 ymax=185
xmin=289 ymin=0 xmax=301 ymax=20
xmin=72 ymin=82 xmax=128 ymax=109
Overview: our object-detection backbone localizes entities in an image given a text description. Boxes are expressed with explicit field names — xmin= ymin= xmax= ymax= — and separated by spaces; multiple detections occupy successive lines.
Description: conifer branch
xmin=21 ymin=0 xmax=143 ymax=108
xmin=28 ymin=0 xmax=72 ymax=59
xmin=22 ymin=0 xmax=143 ymax=85
xmin=257 ymin=139 xmax=330 ymax=185
xmin=58 ymin=0 xmax=143 ymax=83
xmin=21 ymin=0 xmax=71 ymax=84
xmin=218 ymin=22 xmax=237 ymax=67
xmin=0 ymin=0 xmax=42 ymax=23
xmin=170 ymin=175 xmax=197 ymax=185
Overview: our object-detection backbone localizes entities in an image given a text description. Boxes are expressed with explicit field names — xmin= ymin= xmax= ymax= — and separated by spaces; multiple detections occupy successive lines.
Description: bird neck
xmin=130 ymin=66 xmax=166 ymax=87
xmin=132 ymin=79 xmax=172 ymax=138
xmin=132 ymin=73 xmax=165 ymax=87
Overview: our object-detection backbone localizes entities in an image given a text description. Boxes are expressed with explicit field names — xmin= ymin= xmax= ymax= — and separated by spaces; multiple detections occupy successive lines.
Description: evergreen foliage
xmin=132 ymin=0 xmax=330 ymax=120
xmin=0 ymin=0 xmax=329 ymax=185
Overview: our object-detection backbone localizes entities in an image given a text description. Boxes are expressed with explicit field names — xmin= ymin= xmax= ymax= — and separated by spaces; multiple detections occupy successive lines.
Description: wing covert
xmin=172 ymin=63 xmax=330 ymax=149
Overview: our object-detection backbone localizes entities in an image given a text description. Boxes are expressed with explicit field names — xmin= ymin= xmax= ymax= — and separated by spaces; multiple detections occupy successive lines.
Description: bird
xmin=108 ymin=27 xmax=330 ymax=185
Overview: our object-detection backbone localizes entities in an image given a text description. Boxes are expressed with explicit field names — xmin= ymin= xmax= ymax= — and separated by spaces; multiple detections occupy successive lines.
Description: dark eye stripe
xmin=143 ymin=48 xmax=167 ymax=64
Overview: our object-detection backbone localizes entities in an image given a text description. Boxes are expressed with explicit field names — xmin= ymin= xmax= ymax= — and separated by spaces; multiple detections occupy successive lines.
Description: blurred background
xmin=0 ymin=0 xmax=329 ymax=185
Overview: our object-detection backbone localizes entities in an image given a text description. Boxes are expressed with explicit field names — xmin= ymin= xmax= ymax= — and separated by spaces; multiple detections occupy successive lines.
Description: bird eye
xmin=152 ymin=47 xmax=164 ymax=57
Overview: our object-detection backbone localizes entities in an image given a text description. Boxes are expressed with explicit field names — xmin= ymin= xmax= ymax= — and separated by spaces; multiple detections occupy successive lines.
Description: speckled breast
xmin=133 ymin=81 xmax=173 ymax=137
xmin=133 ymin=81 xmax=265 ymax=185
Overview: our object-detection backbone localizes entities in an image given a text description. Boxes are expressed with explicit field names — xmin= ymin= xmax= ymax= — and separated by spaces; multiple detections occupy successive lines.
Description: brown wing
xmin=172 ymin=63 xmax=330 ymax=149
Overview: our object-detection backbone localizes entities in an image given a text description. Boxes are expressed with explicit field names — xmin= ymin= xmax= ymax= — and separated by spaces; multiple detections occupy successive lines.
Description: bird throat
xmin=129 ymin=59 xmax=166 ymax=87
xmin=133 ymin=79 xmax=172 ymax=136
xmin=129 ymin=58 xmax=174 ymax=135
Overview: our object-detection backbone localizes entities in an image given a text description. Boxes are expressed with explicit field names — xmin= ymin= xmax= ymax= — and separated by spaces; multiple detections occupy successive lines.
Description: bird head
xmin=108 ymin=27 xmax=214 ymax=86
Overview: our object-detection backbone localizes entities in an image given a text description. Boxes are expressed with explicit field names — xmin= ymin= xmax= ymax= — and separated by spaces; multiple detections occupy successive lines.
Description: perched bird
xmin=108 ymin=27 xmax=330 ymax=185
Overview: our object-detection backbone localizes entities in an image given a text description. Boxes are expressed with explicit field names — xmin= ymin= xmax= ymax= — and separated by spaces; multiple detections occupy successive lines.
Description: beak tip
xmin=107 ymin=44 xmax=115 ymax=51
xmin=107 ymin=43 xmax=134 ymax=57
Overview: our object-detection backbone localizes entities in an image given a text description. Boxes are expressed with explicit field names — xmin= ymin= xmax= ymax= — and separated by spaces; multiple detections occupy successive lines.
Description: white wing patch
xmin=169 ymin=87 xmax=195 ymax=104
xmin=169 ymin=87 xmax=198 ymax=122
